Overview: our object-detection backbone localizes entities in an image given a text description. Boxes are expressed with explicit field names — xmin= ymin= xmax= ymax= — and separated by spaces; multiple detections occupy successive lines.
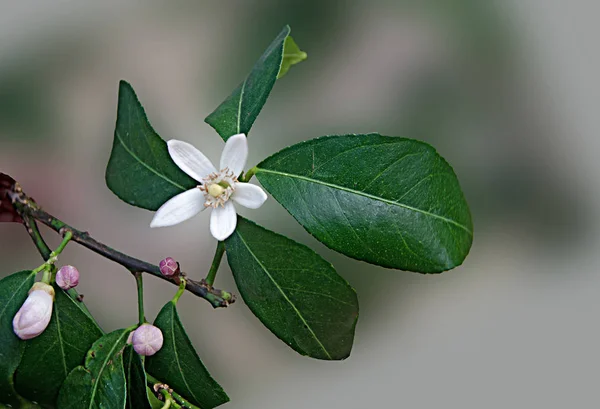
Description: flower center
xmin=208 ymin=183 xmax=225 ymax=198
xmin=200 ymin=168 xmax=237 ymax=208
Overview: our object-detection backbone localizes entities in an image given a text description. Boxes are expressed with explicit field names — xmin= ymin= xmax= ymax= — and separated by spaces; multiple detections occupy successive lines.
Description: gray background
xmin=0 ymin=1 xmax=598 ymax=408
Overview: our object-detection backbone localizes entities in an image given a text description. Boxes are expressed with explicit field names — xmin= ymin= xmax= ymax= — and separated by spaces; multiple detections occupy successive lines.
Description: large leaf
xmin=205 ymin=25 xmax=292 ymax=141
xmin=57 ymin=329 xmax=130 ymax=409
xmin=225 ymin=217 xmax=359 ymax=360
xmin=0 ymin=270 xmax=35 ymax=406
xmin=123 ymin=346 xmax=152 ymax=409
xmin=14 ymin=284 xmax=103 ymax=405
xmin=146 ymin=302 xmax=229 ymax=409
xmin=106 ymin=81 xmax=196 ymax=210
xmin=255 ymin=134 xmax=473 ymax=273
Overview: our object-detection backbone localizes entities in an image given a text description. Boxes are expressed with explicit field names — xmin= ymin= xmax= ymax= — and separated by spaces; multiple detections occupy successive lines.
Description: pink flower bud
xmin=132 ymin=324 xmax=163 ymax=356
xmin=13 ymin=282 xmax=55 ymax=340
xmin=159 ymin=257 xmax=179 ymax=277
xmin=55 ymin=265 xmax=80 ymax=290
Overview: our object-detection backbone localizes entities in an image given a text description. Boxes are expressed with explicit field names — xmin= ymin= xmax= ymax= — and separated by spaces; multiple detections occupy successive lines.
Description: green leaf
xmin=14 ymin=284 xmax=103 ymax=405
xmin=57 ymin=329 xmax=130 ymax=409
xmin=123 ymin=346 xmax=152 ymax=409
xmin=277 ymin=36 xmax=307 ymax=79
xmin=225 ymin=217 xmax=359 ymax=360
xmin=146 ymin=302 xmax=229 ymax=409
xmin=146 ymin=387 xmax=163 ymax=409
xmin=205 ymin=25 xmax=291 ymax=141
xmin=255 ymin=134 xmax=473 ymax=273
xmin=0 ymin=270 xmax=35 ymax=406
xmin=106 ymin=81 xmax=196 ymax=210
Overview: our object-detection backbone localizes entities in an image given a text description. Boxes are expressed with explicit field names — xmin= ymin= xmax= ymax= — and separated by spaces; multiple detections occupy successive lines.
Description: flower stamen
xmin=200 ymin=167 xmax=237 ymax=208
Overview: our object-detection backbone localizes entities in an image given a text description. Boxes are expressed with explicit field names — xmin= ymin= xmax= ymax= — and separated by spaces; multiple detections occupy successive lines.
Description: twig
xmin=5 ymin=175 xmax=234 ymax=308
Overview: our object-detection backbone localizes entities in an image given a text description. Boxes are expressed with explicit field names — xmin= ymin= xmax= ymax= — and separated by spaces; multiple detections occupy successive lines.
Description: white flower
xmin=13 ymin=282 xmax=55 ymax=340
xmin=150 ymin=133 xmax=267 ymax=240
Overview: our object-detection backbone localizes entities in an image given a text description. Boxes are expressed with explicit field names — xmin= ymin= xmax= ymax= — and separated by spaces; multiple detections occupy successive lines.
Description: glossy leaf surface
xmin=0 ymin=270 xmax=35 ymax=406
xmin=225 ymin=217 xmax=359 ymax=360
xmin=256 ymin=134 xmax=473 ymax=272
xmin=106 ymin=81 xmax=196 ymax=210
xmin=146 ymin=302 xmax=229 ymax=409
xmin=15 ymin=285 xmax=103 ymax=405
xmin=205 ymin=26 xmax=290 ymax=141
xmin=57 ymin=328 xmax=130 ymax=409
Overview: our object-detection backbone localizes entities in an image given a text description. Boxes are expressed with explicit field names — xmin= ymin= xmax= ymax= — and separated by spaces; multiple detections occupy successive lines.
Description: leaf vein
xmin=259 ymin=169 xmax=473 ymax=236
xmin=236 ymin=233 xmax=333 ymax=359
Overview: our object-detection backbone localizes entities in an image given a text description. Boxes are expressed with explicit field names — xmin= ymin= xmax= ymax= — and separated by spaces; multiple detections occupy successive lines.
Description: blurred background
xmin=0 ymin=0 xmax=598 ymax=407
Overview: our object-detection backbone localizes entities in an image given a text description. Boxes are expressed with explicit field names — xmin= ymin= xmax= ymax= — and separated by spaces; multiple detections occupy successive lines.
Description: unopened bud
xmin=13 ymin=282 xmax=54 ymax=340
xmin=55 ymin=265 xmax=80 ymax=290
xmin=159 ymin=257 xmax=179 ymax=277
xmin=132 ymin=324 xmax=163 ymax=356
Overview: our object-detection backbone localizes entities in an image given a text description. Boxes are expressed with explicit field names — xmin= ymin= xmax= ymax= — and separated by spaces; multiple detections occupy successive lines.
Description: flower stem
xmin=239 ymin=166 xmax=258 ymax=182
xmin=171 ymin=278 xmax=186 ymax=304
xmin=52 ymin=230 xmax=73 ymax=257
xmin=135 ymin=272 xmax=145 ymax=325
xmin=205 ymin=241 xmax=225 ymax=287
xmin=41 ymin=268 xmax=52 ymax=284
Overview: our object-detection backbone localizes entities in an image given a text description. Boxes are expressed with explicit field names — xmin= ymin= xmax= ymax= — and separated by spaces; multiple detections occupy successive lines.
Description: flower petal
xmin=210 ymin=201 xmax=237 ymax=241
xmin=220 ymin=133 xmax=248 ymax=176
xmin=232 ymin=183 xmax=267 ymax=209
xmin=150 ymin=188 xmax=204 ymax=228
xmin=168 ymin=140 xmax=216 ymax=181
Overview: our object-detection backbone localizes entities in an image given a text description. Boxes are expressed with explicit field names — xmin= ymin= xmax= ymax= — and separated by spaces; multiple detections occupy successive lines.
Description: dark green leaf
xmin=256 ymin=134 xmax=473 ymax=273
xmin=0 ymin=270 xmax=35 ymax=406
xmin=277 ymin=36 xmax=307 ymax=79
xmin=106 ymin=81 xmax=196 ymax=210
xmin=225 ymin=217 xmax=359 ymax=360
xmin=57 ymin=329 xmax=130 ymax=409
xmin=15 ymin=284 xmax=103 ymax=405
xmin=146 ymin=302 xmax=228 ymax=409
xmin=205 ymin=26 xmax=291 ymax=141
xmin=123 ymin=346 xmax=151 ymax=409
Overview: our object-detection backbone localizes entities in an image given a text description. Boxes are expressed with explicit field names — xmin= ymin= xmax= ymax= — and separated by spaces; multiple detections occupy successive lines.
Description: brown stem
xmin=4 ymin=174 xmax=234 ymax=308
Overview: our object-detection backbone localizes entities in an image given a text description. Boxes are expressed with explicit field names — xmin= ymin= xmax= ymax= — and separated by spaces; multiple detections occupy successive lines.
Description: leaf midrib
xmin=114 ymin=130 xmax=187 ymax=191
xmin=257 ymin=168 xmax=473 ymax=235
xmin=235 ymin=231 xmax=332 ymax=359
xmin=88 ymin=331 xmax=127 ymax=409
xmin=169 ymin=306 xmax=202 ymax=405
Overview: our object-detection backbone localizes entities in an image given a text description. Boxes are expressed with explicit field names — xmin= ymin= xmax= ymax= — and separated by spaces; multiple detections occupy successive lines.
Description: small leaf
xmin=123 ymin=346 xmax=152 ymax=409
xmin=277 ymin=36 xmax=307 ymax=79
xmin=15 ymin=284 xmax=103 ymax=405
xmin=0 ymin=270 xmax=35 ymax=406
xmin=256 ymin=134 xmax=473 ymax=273
xmin=57 ymin=329 xmax=130 ymax=409
xmin=0 ymin=173 xmax=22 ymax=223
xmin=205 ymin=25 xmax=292 ymax=141
xmin=225 ymin=217 xmax=359 ymax=360
xmin=146 ymin=302 xmax=229 ymax=409
xmin=106 ymin=81 xmax=196 ymax=210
